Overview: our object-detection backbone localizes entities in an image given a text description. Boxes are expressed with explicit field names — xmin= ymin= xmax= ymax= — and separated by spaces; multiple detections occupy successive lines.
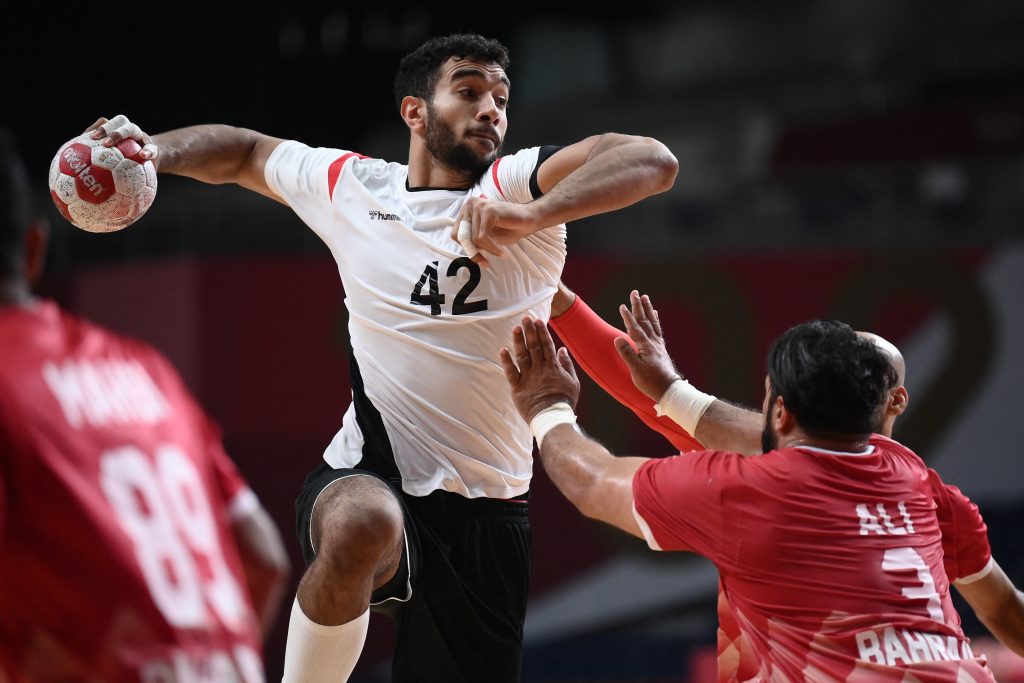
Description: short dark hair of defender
xmin=393 ymin=34 xmax=510 ymax=110
xmin=0 ymin=128 xmax=33 ymax=279
xmin=767 ymin=319 xmax=899 ymax=437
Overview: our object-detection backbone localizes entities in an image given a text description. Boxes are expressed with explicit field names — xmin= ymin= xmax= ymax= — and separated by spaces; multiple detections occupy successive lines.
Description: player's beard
xmin=761 ymin=405 xmax=778 ymax=454
xmin=425 ymin=103 xmax=501 ymax=180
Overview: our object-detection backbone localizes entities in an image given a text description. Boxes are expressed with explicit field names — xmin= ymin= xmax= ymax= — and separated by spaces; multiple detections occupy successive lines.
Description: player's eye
xmin=496 ymin=96 xmax=508 ymax=108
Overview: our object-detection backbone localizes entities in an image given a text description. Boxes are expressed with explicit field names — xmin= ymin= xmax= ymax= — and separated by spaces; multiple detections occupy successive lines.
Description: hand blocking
xmin=500 ymin=317 xmax=581 ymax=442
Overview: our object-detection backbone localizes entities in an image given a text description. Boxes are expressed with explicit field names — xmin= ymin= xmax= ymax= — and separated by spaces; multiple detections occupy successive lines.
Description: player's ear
xmin=773 ymin=396 xmax=793 ymax=435
xmin=770 ymin=395 xmax=802 ymax=438
xmin=24 ymin=219 xmax=50 ymax=288
xmin=401 ymin=96 xmax=427 ymax=134
xmin=889 ymin=386 xmax=909 ymax=417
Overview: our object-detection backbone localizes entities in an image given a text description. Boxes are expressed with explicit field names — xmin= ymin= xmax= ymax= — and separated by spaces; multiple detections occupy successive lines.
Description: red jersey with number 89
xmin=0 ymin=302 xmax=264 ymax=682
xmin=632 ymin=435 xmax=995 ymax=682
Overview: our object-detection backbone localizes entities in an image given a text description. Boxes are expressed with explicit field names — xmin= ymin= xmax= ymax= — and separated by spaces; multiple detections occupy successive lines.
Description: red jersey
xmin=550 ymin=295 xmax=994 ymax=682
xmin=0 ymin=302 xmax=264 ymax=683
xmin=632 ymin=436 xmax=994 ymax=681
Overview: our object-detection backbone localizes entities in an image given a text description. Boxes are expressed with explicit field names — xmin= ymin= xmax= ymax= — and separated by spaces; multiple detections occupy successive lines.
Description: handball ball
xmin=48 ymin=134 xmax=157 ymax=233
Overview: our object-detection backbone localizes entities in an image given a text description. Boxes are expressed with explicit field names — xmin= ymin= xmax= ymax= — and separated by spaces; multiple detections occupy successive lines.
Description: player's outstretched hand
xmin=452 ymin=197 xmax=541 ymax=268
xmin=500 ymin=317 xmax=580 ymax=423
xmin=615 ymin=290 xmax=682 ymax=402
xmin=85 ymin=115 xmax=158 ymax=162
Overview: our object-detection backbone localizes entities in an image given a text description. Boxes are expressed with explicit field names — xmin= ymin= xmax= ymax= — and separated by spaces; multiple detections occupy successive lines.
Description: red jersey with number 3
xmin=632 ymin=435 xmax=995 ymax=682
xmin=0 ymin=302 xmax=264 ymax=682
xmin=550 ymin=295 xmax=995 ymax=681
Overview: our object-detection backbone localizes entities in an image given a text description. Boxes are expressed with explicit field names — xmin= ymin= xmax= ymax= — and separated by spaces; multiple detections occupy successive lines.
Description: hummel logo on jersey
xmin=368 ymin=210 xmax=403 ymax=221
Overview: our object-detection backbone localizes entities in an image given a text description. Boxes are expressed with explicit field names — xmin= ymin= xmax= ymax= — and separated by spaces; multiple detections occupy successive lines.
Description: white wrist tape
xmin=529 ymin=402 xmax=578 ymax=448
xmin=654 ymin=379 xmax=716 ymax=434
xmin=457 ymin=219 xmax=478 ymax=258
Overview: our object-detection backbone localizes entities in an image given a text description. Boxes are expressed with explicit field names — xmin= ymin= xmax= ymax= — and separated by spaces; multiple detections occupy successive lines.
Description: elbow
xmin=578 ymin=492 xmax=632 ymax=533
xmin=642 ymin=137 xmax=678 ymax=194
xmin=256 ymin=543 xmax=292 ymax=612
xmin=257 ymin=517 xmax=293 ymax=582
xmin=268 ymin=542 xmax=293 ymax=585
xmin=574 ymin=487 xmax=608 ymax=523
xmin=592 ymin=132 xmax=678 ymax=195
xmin=251 ymin=544 xmax=292 ymax=595
xmin=552 ymin=475 xmax=604 ymax=522
xmin=239 ymin=511 xmax=292 ymax=585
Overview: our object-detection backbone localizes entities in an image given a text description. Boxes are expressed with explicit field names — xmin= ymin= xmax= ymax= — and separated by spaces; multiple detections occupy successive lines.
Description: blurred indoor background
xmin=5 ymin=1 xmax=1024 ymax=681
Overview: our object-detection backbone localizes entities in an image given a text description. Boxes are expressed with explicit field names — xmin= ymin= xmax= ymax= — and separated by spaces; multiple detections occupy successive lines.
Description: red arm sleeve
xmin=549 ymin=295 xmax=704 ymax=452
xmin=928 ymin=468 xmax=992 ymax=582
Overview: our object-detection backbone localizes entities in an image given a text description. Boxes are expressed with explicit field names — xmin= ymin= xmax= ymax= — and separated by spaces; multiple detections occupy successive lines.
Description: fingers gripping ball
xmin=48 ymin=134 xmax=157 ymax=233
xmin=457 ymin=219 xmax=479 ymax=258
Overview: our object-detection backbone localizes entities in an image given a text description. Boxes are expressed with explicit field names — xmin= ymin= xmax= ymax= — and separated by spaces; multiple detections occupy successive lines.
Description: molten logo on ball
xmin=48 ymin=134 xmax=157 ymax=233
xmin=60 ymin=145 xmax=109 ymax=199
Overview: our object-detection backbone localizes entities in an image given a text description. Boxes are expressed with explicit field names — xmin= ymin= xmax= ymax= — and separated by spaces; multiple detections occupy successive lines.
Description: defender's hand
xmin=500 ymin=317 xmax=580 ymax=423
xmin=85 ymin=115 xmax=158 ymax=162
xmin=614 ymin=290 xmax=682 ymax=401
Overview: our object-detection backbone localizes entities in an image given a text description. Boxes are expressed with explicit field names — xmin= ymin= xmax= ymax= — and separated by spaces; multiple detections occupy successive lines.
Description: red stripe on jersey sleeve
xmin=491 ymin=157 xmax=506 ymax=200
xmin=327 ymin=153 xmax=369 ymax=201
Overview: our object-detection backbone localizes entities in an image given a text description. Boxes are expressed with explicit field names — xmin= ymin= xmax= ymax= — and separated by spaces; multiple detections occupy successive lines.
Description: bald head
xmin=856 ymin=331 xmax=908 ymax=436
xmin=857 ymin=331 xmax=906 ymax=386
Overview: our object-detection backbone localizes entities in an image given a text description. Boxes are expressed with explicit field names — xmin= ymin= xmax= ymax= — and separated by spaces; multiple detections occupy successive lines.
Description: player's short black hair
xmin=393 ymin=34 xmax=510 ymax=110
xmin=0 ymin=128 xmax=32 ymax=279
xmin=767 ymin=319 xmax=898 ymax=437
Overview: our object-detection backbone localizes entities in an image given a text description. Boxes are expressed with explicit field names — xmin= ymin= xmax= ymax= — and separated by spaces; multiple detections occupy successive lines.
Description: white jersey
xmin=265 ymin=141 xmax=566 ymax=498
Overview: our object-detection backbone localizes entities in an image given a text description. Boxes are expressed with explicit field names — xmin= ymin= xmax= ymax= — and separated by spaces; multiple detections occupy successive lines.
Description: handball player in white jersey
xmin=84 ymin=33 xmax=678 ymax=682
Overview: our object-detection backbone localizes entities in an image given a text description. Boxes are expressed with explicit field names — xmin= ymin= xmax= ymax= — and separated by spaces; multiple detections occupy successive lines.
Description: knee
xmin=313 ymin=482 xmax=404 ymax=576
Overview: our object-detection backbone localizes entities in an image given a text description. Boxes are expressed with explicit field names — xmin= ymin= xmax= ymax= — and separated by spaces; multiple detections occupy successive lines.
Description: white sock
xmin=281 ymin=598 xmax=369 ymax=683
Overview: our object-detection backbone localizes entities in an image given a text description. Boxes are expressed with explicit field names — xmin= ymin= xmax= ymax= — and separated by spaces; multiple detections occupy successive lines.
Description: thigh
xmin=391 ymin=493 xmax=532 ymax=683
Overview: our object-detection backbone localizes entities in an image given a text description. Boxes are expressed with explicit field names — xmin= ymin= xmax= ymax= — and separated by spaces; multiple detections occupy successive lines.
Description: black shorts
xmin=295 ymin=460 xmax=532 ymax=683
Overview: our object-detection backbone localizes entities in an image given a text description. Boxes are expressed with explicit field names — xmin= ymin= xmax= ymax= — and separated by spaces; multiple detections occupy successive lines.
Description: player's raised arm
xmin=87 ymin=115 xmax=286 ymax=203
xmin=531 ymin=133 xmax=678 ymax=221
xmin=454 ymin=133 xmax=678 ymax=262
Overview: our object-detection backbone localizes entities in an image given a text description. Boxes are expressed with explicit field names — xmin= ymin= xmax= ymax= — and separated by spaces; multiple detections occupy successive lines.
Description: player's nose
xmin=476 ymin=97 xmax=501 ymax=124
